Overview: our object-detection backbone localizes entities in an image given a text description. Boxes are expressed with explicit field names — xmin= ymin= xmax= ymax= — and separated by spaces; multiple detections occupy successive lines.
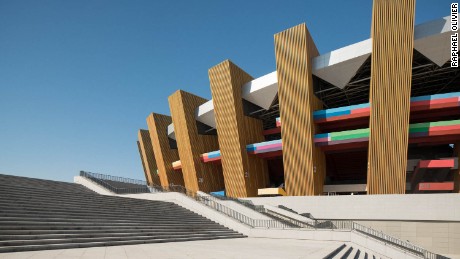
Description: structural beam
xmin=209 ymin=60 xmax=269 ymax=198
xmin=136 ymin=140 xmax=150 ymax=185
xmin=168 ymin=90 xmax=225 ymax=193
xmin=367 ymin=0 xmax=416 ymax=194
xmin=137 ymin=129 xmax=161 ymax=186
xmin=146 ymin=113 xmax=185 ymax=187
xmin=274 ymin=23 xmax=326 ymax=196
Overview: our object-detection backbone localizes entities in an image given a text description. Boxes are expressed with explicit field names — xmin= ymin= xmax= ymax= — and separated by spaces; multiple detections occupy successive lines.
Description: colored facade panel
xmin=367 ymin=0 xmax=416 ymax=194
xmin=146 ymin=113 xmax=185 ymax=187
xmin=201 ymin=150 xmax=221 ymax=163
xmin=313 ymin=119 xmax=460 ymax=151
xmin=209 ymin=60 xmax=269 ymax=198
xmin=137 ymin=129 xmax=161 ymax=186
xmin=274 ymin=23 xmax=326 ymax=196
xmin=418 ymin=182 xmax=454 ymax=191
xmin=168 ymin=90 xmax=225 ymax=193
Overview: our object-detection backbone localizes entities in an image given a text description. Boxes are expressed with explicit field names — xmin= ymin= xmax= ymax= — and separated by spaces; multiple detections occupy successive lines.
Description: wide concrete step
xmin=0 ymin=230 xmax=237 ymax=240
xmin=0 ymin=174 xmax=246 ymax=253
xmin=0 ymin=197 xmax=175 ymax=209
xmin=0 ymin=220 xmax=220 ymax=228
xmin=0 ymin=228 xmax=231 ymax=236
xmin=0 ymin=234 xmax=246 ymax=253
xmin=0 ymin=212 xmax=205 ymax=221
xmin=0 ymin=232 xmax=245 ymax=247
xmin=0 ymin=217 xmax=215 ymax=226
xmin=0 ymin=225 xmax=229 ymax=232
xmin=0 ymin=204 xmax=186 ymax=216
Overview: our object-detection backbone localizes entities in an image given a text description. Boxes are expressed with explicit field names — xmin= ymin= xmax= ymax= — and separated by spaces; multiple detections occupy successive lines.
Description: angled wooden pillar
xmin=274 ymin=23 xmax=326 ymax=196
xmin=137 ymin=141 xmax=150 ymax=185
xmin=208 ymin=60 xmax=269 ymax=198
xmin=367 ymin=0 xmax=415 ymax=194
xmin=137 ymin=129 xmax=161 ymax=186
xmin=146 ymin=113 xmax=185 ymax=187
xmin=168 ymin=90 xmax=225 ymax=193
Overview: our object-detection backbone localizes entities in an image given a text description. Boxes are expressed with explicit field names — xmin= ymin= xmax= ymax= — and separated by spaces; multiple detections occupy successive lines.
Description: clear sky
xmin=0 ymin=0 xmax=453 ymax=182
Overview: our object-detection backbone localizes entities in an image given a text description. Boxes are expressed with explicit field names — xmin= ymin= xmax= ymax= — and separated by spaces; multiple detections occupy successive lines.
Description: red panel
xmin=263 ymin=127 xmax=282 ymax=135
xmin=419 ymin=159 xmax=455 ymax=168
xmin=418 ymin=182 xmax=454 ymax=191
xmin=410 ymin=98 xmax=459 ymax=111
xmin=351 ymin=107 xmax=371 ymax=114
xmin=315 ymin=112 xmax=370 ymax=123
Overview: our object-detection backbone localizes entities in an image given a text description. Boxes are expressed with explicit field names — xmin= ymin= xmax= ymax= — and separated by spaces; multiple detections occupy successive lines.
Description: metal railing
xmin=79 ymin=171 xmax=447 ymax=259
xmin=352 ymin=222 xmax=449 ymax=259
xmin=80 ymin=171 xmax=150 ymax=194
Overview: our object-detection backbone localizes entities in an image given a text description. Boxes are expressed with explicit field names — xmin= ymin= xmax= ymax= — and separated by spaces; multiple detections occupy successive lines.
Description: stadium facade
xmin=137 ymin=0 xmax=460 ymax=198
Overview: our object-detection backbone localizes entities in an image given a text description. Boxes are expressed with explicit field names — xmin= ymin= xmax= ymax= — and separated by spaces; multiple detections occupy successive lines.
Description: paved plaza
xmin=0 ymin=238 xmax=341 ymax=259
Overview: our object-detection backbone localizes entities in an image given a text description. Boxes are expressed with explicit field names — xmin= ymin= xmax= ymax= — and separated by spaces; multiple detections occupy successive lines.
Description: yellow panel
xmin=257 ymin=188 xmax=287 ymax=196
xmin=367 ymin=0 xmax=415 ymax=194
xmin=168 ymin=90 xmax=225 ymax=193
xmin=209 ymin=60 xmax=269 ymax=198
xmin=274 ymin=23 xmax=326 ymax=196
xmin=146 ymin=113 xmax=185 ymax=187
xmin=137 ymin=130 xmax=161 ymax=186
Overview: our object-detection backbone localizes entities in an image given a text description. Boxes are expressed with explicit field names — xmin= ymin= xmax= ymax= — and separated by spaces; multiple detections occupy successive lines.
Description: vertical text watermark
xmin=452 ymin=3 xmax=458 ymax=67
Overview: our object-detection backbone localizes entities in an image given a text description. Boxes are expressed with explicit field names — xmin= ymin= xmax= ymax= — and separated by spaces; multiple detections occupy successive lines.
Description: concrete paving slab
xmin=0 ymin=238 xmax=341 ymax=259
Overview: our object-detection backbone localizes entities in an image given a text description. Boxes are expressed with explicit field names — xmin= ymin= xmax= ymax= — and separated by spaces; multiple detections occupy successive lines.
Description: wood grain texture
xmin=136 ymin=140 xmax=150 ymax=185
xmin=137 ymin=129 xmax=161 ymax=186
xmin=367 ymin=0 xmax=415 ymax=194
xmin=274 ymin=23 xmax=326 ymax=196
xmin=209 ymin=60 xmax=269 ymax=198
xmin=168 ymin=90 xmax=225 ymax=193
xmin=146 ymin=113 xmax=185 ymax=187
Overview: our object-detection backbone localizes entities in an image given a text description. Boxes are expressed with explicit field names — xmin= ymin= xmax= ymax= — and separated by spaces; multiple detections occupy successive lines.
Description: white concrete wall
xmin=74 ymin=176 xmax=114 ymax=195
xmin=244 ymin=193 xmax=460 ymax=221
xmin=355 ymin=220 xmax=460 ymax=256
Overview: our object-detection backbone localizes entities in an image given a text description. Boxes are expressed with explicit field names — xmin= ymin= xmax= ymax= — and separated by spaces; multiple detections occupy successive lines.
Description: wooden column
xmin=146 ymin=113 xmax=185 ymax=187
xmin=168 ymin=90 xmax=225 ymax=193
xmin=137 ymin=129 xmax=161 ymax=186
xmin=208 ymin=60 xmax=269 ymax=198
xmin=274 ymin=23 xmax=326 ymax=196
xmin=367 ymin=0 xmax=415 ymax=194
xmin=136 ymin=141 xmax=150 ymax=185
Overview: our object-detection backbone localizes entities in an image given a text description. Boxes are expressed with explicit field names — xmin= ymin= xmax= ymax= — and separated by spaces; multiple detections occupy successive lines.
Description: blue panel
xmin=313 ymin=103 xmax=369 ymax=119
xmin=410 ymin=92 xmax=460 ymax=102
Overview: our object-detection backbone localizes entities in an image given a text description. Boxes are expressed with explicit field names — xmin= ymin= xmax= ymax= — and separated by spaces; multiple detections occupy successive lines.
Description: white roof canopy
xmin=167 ymin=16 xmax=452 ymax=138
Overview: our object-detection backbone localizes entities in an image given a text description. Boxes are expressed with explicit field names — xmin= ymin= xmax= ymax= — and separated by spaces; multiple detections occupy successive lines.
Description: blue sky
xmin=0 ymin=0 xmax=452 ymax=182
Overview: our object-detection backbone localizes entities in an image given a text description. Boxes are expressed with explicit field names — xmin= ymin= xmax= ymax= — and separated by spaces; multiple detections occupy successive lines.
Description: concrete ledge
xmin=245 ymin=194 xmax=460 ymax=221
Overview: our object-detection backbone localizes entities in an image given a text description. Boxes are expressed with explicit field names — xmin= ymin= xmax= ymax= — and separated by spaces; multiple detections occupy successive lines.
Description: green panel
xmin=331 ymin=132 xmax=370 ymax=141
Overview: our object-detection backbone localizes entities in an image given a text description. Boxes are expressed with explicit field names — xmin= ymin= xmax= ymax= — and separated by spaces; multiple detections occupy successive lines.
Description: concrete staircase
xmin=323 ymin=243 xmax=385 ymax=259
xmin=0 ymin=174 xmax=245 ymax=252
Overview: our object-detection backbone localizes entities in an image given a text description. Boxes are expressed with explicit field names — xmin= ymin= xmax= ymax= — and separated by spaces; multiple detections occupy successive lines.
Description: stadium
xmin=1 ymin=0 xmax=459 ymax=258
